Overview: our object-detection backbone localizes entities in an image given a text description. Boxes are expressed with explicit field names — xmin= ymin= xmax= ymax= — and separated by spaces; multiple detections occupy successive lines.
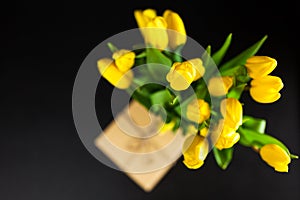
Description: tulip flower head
xmin=186 ymin=99 xmax=210 ymax=124
xmin=208 ymin=76 xmax=233 ymax=96
xmin=182 ymin=135 xmax=209 ymax=169
xmin=213 ymin=120 xmax=240 ymax=150
xmin=212 ymin=98 xmax=243 ymax=150
xmin=163 ymin=9 xmax=186 ymax=49
xmin=245 ymin=56 xmax=277 ymax=79
xmin=220 ymin=98 xmax=243 ymax=130
xmin=250 ymin=75 xmax=283 ymax=103
xmin=166 ymin=58 xmax=205 ymax=91
xmin=260 ymin=144 xmax=291 ymax=172
xmin=97 ymin=50 xmax=135 ymax=89
xmin=134 ymin=9 xmax=168 ymax=50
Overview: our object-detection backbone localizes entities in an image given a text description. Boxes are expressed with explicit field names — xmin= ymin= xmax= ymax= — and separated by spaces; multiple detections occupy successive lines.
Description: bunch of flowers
xmin=97 ymin=9 xmax=297 ymax=172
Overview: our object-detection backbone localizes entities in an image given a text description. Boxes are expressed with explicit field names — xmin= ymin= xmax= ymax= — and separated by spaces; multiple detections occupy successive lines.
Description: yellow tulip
xmin=163 ymin=9 xmax=186 ymax=49
xmin=134 ymin=9 xmax=168 ymax=50
xmin=112 ymin=49 xmax=135 ymax=72
xmin=186 ymin=99 xmax=210 ymax=124
xmin=259 ymin=144 xmax=291 ymax=172
xmin=144 ymin=17 xmax=168 ymax=50
xmin=245 ymin=56 xmax=277 ymax=79
xmin=220 ymin=98 xmax=243 ymax=130
xmin=166 ymin=62 xmax=195 ymax=91
xmin=97 ymin=58 xmax=133 ymax=89
xmin=212 ymin=98 xmax=243 ymax=150
xmin=250 ymin=75 xmax=284 ymax=103
xmin=213 ymin=119 xmax=240 ymax=150
xmin=187 ymin=124 xmax=198 ymax=135
xmin=159 ymin=120 xmax=176 ymax=134
xmin=166 ymin=58 xmax=205 ymax=91
xmin=134 ymin=9 xmax=157 ymax=28
xmin=182 ymin=134 xmax=209 ymax=169
xmin=208 ymin=76 xmax=233 ymax=96
xmin=188 ymin=58 xmax=205 ymax=81
xmin=200 ymin=127 xmax=209 ymax=137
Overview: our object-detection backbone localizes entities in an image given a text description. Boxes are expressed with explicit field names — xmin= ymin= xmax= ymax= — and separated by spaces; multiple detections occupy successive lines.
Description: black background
xmin=1 ymin=1 xmax=299 ymax=199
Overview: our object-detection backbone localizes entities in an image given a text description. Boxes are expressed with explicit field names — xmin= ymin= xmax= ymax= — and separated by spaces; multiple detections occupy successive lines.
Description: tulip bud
xmin=158 ymin=120 xmax=176 ymax=134
xmin=134 ymin=9 xmax=157 ymax=28
xmin=212 ymin=119 xmax=240 ymax=150
xmin=186 ymin=99 xmax=210 ymax=124
xmin=166 ymin=61 xmax=196 ymax=91
xmin=144 ymin=17 xmax=169 ymax=50
xmin=112 ymin=49 xmax=135 ymax=72
xmin=259 ymin=144 xmax=291 ymax=172
xmin=208 ymin=76 xmax=233 ymax=96
xmin=163 ymin=9 xmax=187 ymax=49
xmin=250 ymin=75 xmax=284 ymax=103
xmin=134 ymin=9 xmax=168 ymax=50
xmin=245 ymin=56 xmax=277 ymax=79
xmin=187 ymin=58 xmax=205 ymax=81
xmin=166 ymin=58 xmax=204 ymax=91
xmin=97 ymin=58 xmax=133 ymax=89
xmin=220 ymin=98 xmax=243 ymax=130
xmin=182 ymin=135 xmax=209 ymax=169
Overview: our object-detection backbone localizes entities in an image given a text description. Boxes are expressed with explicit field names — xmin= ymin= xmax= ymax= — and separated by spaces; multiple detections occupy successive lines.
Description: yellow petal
xmin=186 ymin=99 xmax=210 ymax=124
xmin=220 ymin=98 xmax=243 ymax=130
xmin=134 ymin=9 xmax=157 ymax=28
xmin=250 ymin=75 xmax=284 ymax=103
xmin=260 ymin=144 xmax=291 ymax=172
xmin=188 ymin=58 xmax=205 ymax=81
xmin=143 ymin=16 xmax=168 ymax=50
xmin=163 ymin=9 xmax=186 ymax=49
xmin=97 ymin=58 xmax=133 ymax=89
xmin=208 ymin=76 xmax=233 ymax=96
xmin=143 ymin=9 xmax=157 ymax=19
xmin=113 ymin=49 xmax=135 ymax=72
xmin=182 ymin=135 xmax=209 ymax=169
xmin=245 ymin=56 xmax=277 ymax=79
xmin=166 ymin=62 xmax=195 ymax=91
xmin=187 ymin=125 xmax=198 ymax=135
xmin=159 ymin=120 xmax=176 ymax=134
xmin=200 ymin=127 xmax=209 ymax=137
xmin=212 ymin=120 xmax=240 ymax=150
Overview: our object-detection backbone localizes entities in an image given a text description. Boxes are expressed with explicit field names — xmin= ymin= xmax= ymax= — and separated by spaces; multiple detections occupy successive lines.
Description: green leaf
xmin=202 ymin=45 xmax=211 ymax=67
xmin=242 ymin=115 xmax=266 ymax=134
xmin=227 ymin=84 xmax=246 ymax=99
xmin=173 ymin=44 xmax=184 ymax=62
xmin=290 ymin=154 xmax=299 ymax=159
xmin=146 ymin=48 xmax=172 ymax=81
xmin=135 ymin=51 xmax=147 ymax=59
xmin=107 ymin=42 xmax=119 ymax=53
xmin=212 ymin=33 xmax=232 ymax=66
xmin=172 ymin=53 xmax=183 ymax=62
xmin=194 ymin=79 xmax=208 ymax=99
xmin=213 ymin=147 xmax=234 ymax=170
xmin=150 ymin=89 xmax=173 ymax=107
xmin=220 ymin=65 xmax=247 ymax=77
xmin=146 ymin=48 xmax=172 ymax=66
xmin=238 ymin=127 xmax=290 ymax=155
xmin=174 ymin=95 xmax=196 ymax=120
xmin=131 ymin=89 xmax=152 ymax=109
xmin=219 ymin=35 xmax=268 ymax=72
xmin=236 ymin=75 xmax=251 ymax=83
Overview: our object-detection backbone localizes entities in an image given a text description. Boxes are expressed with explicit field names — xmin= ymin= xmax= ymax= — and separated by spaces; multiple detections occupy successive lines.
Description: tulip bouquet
xmin=97 ymin=9 xmax=298 ymax=172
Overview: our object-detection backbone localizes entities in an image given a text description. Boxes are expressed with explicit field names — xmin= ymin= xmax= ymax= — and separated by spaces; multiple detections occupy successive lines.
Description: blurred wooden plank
xmin=95 ymin=101 xmax=184 ymax=192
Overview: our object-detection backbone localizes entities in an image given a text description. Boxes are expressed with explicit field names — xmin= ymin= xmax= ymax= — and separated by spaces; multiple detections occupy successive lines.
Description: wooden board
xmin=94 ymin=101 xmax=184 ymax=192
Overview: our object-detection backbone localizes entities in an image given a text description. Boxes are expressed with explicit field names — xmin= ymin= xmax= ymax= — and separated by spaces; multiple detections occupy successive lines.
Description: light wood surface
xmin=95 ymin=101 xmax=184 ymax=192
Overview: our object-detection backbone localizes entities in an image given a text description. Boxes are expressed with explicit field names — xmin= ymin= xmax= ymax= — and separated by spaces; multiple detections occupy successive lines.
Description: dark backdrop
xmin=1 ymin=1 xmax=299 ymax=200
